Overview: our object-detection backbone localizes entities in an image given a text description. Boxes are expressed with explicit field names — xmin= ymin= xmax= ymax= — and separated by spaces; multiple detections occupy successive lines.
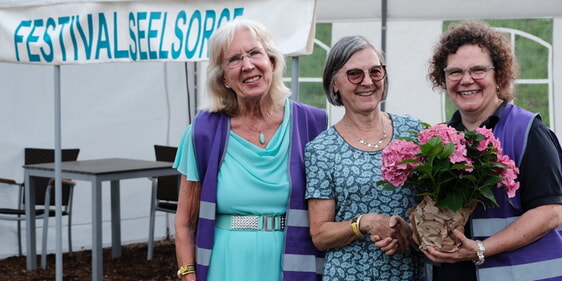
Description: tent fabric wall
xmin=0 ymin=61 xmax=190 ymax=258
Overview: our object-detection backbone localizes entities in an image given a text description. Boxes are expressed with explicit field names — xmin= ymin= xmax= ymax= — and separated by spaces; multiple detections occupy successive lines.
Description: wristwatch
xmin=473 ymin=240 xmax=486 ymax=266
xmin=177 ymin=264 xmax=195 ymax=279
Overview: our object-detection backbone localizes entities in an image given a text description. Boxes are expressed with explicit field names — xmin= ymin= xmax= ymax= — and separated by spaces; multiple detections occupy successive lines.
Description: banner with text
xmin=0 ymin=0 xmax=316 ymax=64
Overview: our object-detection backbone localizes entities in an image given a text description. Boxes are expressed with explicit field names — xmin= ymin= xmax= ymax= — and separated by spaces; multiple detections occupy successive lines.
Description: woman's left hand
xmin=422 ymin=229 xmax=478 ymax=263
xmin=372 ymin=235 xmax=401 ymax=255
xmin=369 ymin=215 xmax=412 ymax=254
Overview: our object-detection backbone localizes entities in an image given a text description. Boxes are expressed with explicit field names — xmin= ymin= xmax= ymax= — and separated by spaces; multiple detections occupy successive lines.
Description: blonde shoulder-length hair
xmin=205 ymin=18 xmax=290 ymax=115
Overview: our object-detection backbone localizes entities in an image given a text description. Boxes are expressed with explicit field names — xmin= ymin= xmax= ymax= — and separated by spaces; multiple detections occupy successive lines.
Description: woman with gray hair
xmin=304 ymin=35 xmax=425 ymax=280
xmin=173 ymin=18 xmax=327 ymax=281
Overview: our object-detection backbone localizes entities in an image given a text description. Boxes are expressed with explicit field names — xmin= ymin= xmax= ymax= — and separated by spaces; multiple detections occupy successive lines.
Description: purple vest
xmin=471 ymin=104 xmax=562 ymax=280
xmin=192 ymin=100 xmax=327 ymax=281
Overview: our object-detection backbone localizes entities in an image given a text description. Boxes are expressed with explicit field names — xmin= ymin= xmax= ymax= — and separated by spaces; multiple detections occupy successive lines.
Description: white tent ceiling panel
xmin=316 ymin=0 xmax=562 ymax=22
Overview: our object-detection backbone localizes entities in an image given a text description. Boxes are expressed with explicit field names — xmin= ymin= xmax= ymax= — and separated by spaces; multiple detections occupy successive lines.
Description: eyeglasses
xmin=443 ymin=65 xmax=495 ymax=82
xmin=345 ymin=65 xmax=386 ymax=85
xmin=224 ymin=48 xmax=266 ymax=68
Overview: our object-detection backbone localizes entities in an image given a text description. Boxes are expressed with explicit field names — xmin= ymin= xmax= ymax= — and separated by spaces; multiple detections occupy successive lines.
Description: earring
xmin=332 ymin=90 xmax=340 ymax=102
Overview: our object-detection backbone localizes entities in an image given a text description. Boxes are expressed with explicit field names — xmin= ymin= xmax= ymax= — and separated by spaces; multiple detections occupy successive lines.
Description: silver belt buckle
xmin=231 ymin=215 xmax=259 ymax=230
xmin=262 ymin=215 xmax=276 ymax=231
xmin=261 ymin=215 xmax=286 ymax=231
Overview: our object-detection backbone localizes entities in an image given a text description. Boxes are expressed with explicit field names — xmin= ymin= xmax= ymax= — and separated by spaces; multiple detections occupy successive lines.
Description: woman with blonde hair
xmin=173 ymin=18 xmax=327 ymax=281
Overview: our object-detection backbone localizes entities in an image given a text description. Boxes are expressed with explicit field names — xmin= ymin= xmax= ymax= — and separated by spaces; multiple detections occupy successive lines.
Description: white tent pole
xmin=291 ymin=57 xmax=299 ymax=101
xmin=380 ymin=0 xmax=387 ymax=112
xmin=54 ymin=65 xmax=63 ymax=281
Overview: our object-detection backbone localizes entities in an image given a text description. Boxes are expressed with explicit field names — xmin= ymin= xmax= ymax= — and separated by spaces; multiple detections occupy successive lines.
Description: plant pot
xmin=408 ymin=196 xmax=477 ymax=252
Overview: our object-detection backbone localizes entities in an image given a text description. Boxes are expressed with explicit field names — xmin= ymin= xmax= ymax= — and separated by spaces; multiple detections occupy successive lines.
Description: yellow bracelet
xmin=356 ymin=214 xmax=365 ymax=235
xmin=177 ymin=264 xmax=196 ymax=279
xmin=351 ymin=215 xmax=364 ymax=237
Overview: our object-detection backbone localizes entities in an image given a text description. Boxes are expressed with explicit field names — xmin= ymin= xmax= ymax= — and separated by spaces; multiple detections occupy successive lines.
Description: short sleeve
xmin=518 ymin=118 xmax=562 ymax=209
xmin=304 ymin=129 xmax=336 ymax=200
xmin=173 ymin=125 xmax=200 ymax=181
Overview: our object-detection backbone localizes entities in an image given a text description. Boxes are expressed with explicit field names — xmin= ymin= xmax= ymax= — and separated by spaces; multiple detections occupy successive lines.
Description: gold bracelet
xmin=177 ymin=264 xmax=196 ymax=279
xmin=351 ymin=215 xmax=364 ymax=237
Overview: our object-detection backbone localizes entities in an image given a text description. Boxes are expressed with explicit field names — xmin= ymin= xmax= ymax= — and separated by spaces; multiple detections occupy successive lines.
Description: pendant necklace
xmin=241 ymin=116 xmax=269 ymax=145
xmin=343 ymin=116 xmax=387 ymax=150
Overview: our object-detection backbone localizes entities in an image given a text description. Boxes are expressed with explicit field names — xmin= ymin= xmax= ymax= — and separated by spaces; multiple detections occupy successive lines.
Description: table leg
xmin=25 ymin=172 xmax=37 ymax=270
xmin=110 ymin=180 xmax=121 ymax=258
xmin=92 ymin=179 xmax=103 ymax=281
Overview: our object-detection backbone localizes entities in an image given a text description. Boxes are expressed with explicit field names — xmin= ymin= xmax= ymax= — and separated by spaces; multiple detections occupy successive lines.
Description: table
xmin=23 ymin=158 xmax=179 ymax=281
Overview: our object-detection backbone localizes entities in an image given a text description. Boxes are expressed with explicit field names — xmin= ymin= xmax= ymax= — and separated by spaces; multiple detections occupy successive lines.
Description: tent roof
xmin=316 ymin=0 xmax=562 ymax=22
xmin=2 ymin=0 xmax=562 ymax=21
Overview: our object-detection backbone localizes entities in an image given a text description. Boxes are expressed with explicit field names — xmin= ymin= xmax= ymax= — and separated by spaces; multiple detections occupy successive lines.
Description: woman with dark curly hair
xmin=423 ymin=20 xmax=562 ymax=281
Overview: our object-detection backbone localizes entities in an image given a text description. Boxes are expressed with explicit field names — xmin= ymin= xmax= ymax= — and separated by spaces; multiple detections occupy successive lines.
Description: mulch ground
xmin=0 ymin=239 xmax=177 ymax=281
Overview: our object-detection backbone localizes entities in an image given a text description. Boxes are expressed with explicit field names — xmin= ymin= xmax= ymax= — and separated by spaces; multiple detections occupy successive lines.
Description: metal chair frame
xmin=147 ymin=145 xmax=179 ymax=260
xmin=0 ymin=148 xmax=79 ymax=268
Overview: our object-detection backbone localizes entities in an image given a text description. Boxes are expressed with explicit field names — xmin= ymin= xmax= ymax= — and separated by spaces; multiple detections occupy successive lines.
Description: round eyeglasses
xmin=224 ymin=48 xmax=266 ymax=69
xmin=345 ymin=65 xmax=386 ymax=85
xmin=443 ymin=65 xmax=495 ymax=82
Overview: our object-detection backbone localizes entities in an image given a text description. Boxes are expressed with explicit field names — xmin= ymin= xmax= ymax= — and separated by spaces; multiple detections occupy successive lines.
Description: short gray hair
xmin=322 ymin=35 xmax=388 ymax=106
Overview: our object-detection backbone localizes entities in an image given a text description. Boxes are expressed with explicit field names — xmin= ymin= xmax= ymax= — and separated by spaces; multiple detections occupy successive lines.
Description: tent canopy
xmin=316 ymin=0 xmax=562 ymax=22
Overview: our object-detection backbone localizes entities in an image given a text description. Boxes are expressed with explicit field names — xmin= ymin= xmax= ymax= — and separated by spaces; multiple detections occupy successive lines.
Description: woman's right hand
xmin=362 ymin=214 xmax=411 ymax=253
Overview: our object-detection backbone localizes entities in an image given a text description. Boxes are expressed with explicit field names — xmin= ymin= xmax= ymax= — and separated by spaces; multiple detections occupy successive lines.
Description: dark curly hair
xmin=428 ymin=20 xmax=518 ymax=101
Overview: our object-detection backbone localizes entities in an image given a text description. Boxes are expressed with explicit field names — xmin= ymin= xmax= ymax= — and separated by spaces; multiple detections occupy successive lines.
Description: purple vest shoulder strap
xmin=493 ymin=103 xmax=538 ymax=166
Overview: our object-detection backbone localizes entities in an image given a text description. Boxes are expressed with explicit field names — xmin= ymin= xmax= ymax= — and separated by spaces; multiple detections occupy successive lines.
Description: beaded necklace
xmin=343 ymin=117 xmax=387 ymax=149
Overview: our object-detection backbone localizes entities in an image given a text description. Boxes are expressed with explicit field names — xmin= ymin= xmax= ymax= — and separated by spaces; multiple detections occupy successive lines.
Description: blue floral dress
xmin=304 ymin=113 xmax=425 ymax=281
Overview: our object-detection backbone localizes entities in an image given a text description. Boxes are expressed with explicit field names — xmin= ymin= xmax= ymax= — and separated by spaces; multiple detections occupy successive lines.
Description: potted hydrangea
xmin=378 ymin=123 xmax=519 ymax=252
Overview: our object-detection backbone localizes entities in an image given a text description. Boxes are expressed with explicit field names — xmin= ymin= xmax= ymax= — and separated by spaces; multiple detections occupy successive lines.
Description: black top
xmin=433 ymin=102 xmax=562 ymax=281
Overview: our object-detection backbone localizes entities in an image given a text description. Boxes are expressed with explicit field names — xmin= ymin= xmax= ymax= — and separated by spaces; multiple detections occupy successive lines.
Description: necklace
xmin=343 ymin=117 xmax=387 ymax=149
xmin=241 ymin=116 xmax=268 ymax=145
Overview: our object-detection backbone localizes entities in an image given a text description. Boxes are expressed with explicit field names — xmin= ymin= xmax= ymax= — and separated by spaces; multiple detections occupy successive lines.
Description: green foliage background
xmin=284 ymin=23 xmax=331 ymax=109
xmin=285 ymin=20 xmax=553 ymax=127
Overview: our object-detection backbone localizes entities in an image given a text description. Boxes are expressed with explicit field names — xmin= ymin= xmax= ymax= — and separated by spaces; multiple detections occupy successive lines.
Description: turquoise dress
xmin=175 ymin=101 xmax=291 ymax=281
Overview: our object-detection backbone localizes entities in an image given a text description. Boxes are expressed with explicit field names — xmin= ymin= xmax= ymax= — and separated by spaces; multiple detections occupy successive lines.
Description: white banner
xmin=0 ymin=0 xmax=316 ymax=64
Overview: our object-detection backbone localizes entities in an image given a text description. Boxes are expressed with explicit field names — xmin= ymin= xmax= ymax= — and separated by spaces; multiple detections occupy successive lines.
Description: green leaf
xmin=433 ymin=159 xmax=452 ymax=172
xmin=397 ymin=159 xmax=420 ymax=165
xmin=380 ymin=182 xmax=399 ymax=191
xmin=420 ymin=139 xmax=443 ymax=158
xmin=440 ymin=142 xmax=455 ymax=158
xmin=480 ymin=186 xmax=499 ymax=207
xmin=435 ymin=192 xmax=464 ymax=211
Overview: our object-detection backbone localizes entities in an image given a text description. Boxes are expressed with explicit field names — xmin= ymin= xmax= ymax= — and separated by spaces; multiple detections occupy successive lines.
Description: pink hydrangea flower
xmin=381 ymin=139 xmax=421 ymax=186
xmin=475 ymin=127 xmax=503 ymax=153
xmin=496 ymin=154 xmax=520 ymax=198
xmin=378 ymin=123 xmax=520 ymax=211
xmin=418 ymin=124 xmax=468 ymax=164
